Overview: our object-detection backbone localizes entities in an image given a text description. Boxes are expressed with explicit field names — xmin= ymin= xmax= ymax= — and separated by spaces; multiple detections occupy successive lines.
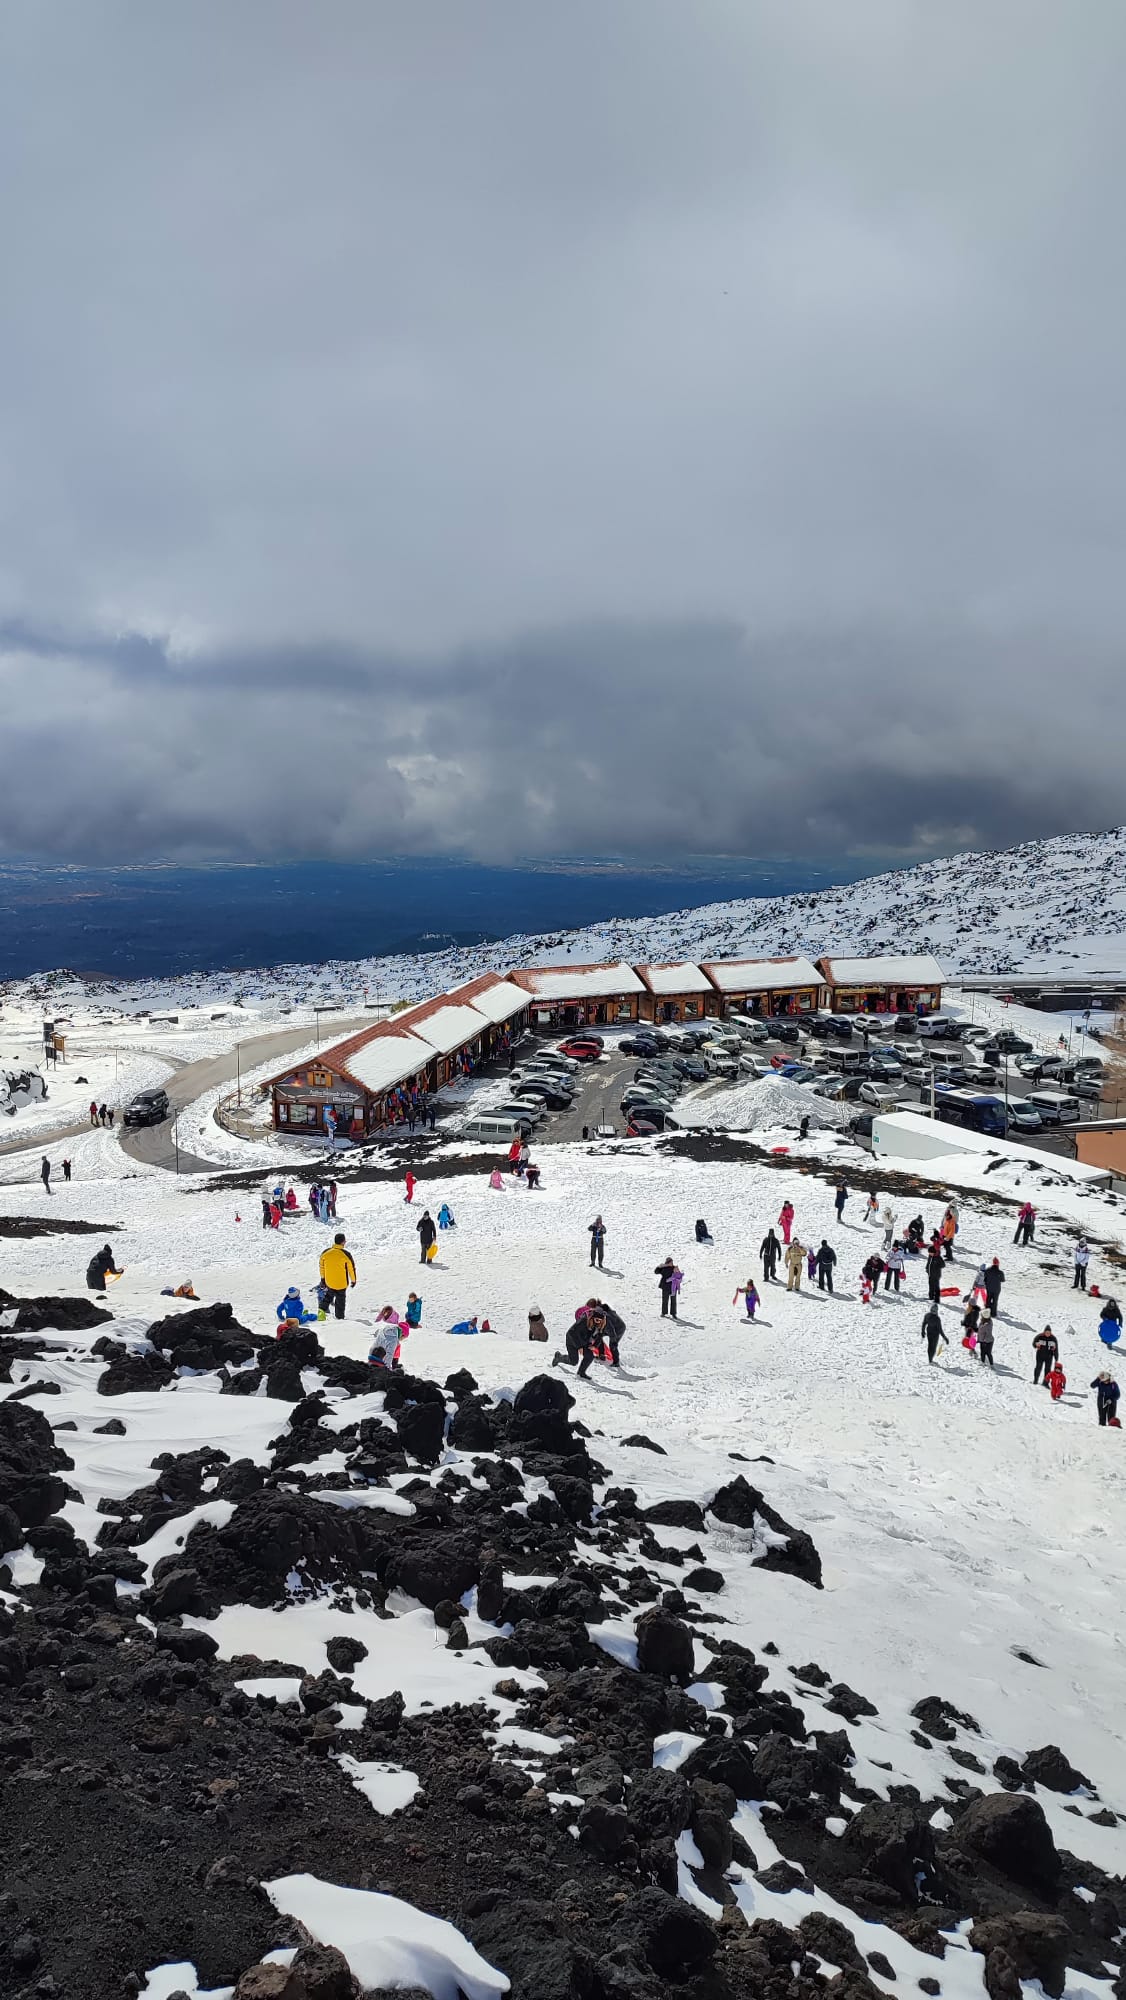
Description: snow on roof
xmin=701 ymin=955 xmax=823 ymax=993
xmin=338 ymin=1034 xmax=427 ymax=1096
xmin=819 ymin=953 xmax=945 ymax=987
xmin=510 ymin=961 xmax=645 ymax=1000
xmin=635 ymin=962 xmax=710 ymax=995
xmin=394 ymin=1002 xmax=490 ymax=1057
xmin=447 ymin=976 xmax=529 ymax=1025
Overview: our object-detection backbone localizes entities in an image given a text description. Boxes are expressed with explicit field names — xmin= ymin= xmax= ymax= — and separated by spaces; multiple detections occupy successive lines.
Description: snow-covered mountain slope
xmin=4 ymin=825 xmax=1125 ymax=1016
xmin=1 ymin=1122 xmax=1125 ymax=1997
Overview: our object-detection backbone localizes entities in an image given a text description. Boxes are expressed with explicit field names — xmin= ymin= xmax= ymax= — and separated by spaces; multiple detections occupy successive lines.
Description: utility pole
xmin=173 ymin=1117 xmax=180 ymax=1175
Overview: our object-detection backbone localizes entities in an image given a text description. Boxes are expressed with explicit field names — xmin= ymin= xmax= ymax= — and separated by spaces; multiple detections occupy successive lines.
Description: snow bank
xmin=264 ymin=1875 xmax=510 ymax=1999
xmin=701 ymin=1073 xmax=850 ymax=1131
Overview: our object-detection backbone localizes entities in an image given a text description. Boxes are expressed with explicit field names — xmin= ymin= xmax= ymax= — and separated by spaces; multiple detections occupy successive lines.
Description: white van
xmin=461 ymin=1114 xmax=533 ymax=1143
xmin=1026 ymin=1088 xmax=1080 ymax=1125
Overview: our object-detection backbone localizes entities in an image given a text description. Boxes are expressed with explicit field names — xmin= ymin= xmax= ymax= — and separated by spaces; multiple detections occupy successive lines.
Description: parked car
xmin=620 ymin=1083 xmax=676 ymax=1109
xmin=1016 ymin=1054 xmax=1063 ymax=1081
xmin=1006 ymin=1102 xmax=1044 ymax=1133
xmin=786 ymin=1065 xmax=820 ymax=1084
xmin=867 ymin=1056 xmax=904 ymax=1080
xmin=619 ymin=1035 xmax=661 ymax=1057
xmin=495 ymin=1098 xmax=544 ymax=1124
xmin=893 ymin=1013 xmax=918 ymax=1035
xmin=513 ymin=1081 xmax=573 ymax=1111
xmin=677 ymin=1057 xmax=710 ymax=1082
xmin=848 ymin=1111 xmax=875 ymax=1142
xmin=929 ymin=1065 xmax=967 ymax=1088
xmin=1074 ymin=1075 xmax=1104 ymax=1101
xmin=859 ymin=1081 xmax=912 ymax=1109
xmin=825 ymin=1017 xmax=853 ymax=1041
xmin=961 ymin=1026 xmax=992 ymax=1046
xmin=123 ymin=1087 xmax=170 ymax=1128
xmin=525 ymin=1050 xmax=580 ymax=1071
xmin=627 ymin=1109 xmax=679 ymax=1135
xmin=823 ymin=1075 xmax=868 ymax=1101
xmin=812 ymin=1075 xmax=847 ymax=1098
xmin=558 ymin=1040 xmax=603 ymax=1061
xmin=763 ymin=1019 xmax=802 ymax=1044
xmin=734 ymin=1018 xmax=770 ymax=1042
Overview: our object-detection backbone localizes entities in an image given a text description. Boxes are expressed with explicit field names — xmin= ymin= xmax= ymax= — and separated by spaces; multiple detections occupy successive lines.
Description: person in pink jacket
xmin=778 ymin=1201 xmax=795 ymax=1245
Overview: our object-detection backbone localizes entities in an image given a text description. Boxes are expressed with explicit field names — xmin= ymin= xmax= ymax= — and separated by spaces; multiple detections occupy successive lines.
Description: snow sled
xmin=1110 ymin=1417 xmax=1122 ymax=1428
xmin=771 ymin=1146 xmax=790 ymax=1155
xmin=940 ymin=1285 xmax=961 ymax=1297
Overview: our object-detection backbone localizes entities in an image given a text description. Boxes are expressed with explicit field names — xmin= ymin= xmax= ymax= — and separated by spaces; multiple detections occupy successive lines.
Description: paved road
xmin=117 ymin=1015 xmax=375 ymax=1175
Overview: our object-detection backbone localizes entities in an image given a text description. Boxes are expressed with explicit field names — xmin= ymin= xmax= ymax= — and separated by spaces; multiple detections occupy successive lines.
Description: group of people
xmin=551 ymin=1296 xmax=627 ymax=1376
xmin=261 ymin=1178 xmax=338 ymax=1229
xmin=39 ymin=1155 xmax=71 ymax=1194
xmin=88 ymin=1101 xmax=114 ymax=1127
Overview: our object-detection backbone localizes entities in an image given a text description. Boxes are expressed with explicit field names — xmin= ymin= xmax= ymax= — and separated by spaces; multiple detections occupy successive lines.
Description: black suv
xmin=123 ymin=1087 xmax=170 ymax=1128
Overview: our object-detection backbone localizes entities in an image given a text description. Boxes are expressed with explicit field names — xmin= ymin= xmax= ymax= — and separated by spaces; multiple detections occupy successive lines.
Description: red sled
xmin=1090 ymin=1284 xmax=1101 ymax=1297
xmin=1110 ymin=1417 xmax=1122 ymax=1428
xmin=771 ymin=1146 xmax=790 ymax=1154
xmin=940 ymin=1286 xmax=961 ymax=1296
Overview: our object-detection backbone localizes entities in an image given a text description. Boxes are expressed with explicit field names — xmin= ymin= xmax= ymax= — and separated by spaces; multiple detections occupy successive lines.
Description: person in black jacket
xmin=815 ymin=1240 xmax=836 ymax=1293
xmin=1032 ymin=1326 xmax=1059 ymax=1386
xmin=982 ymin=1259 xmax=1004 ymax=1313
xmin=86 ymin=1243 xmax=122 ymax=1292
xmin=1092 ymin=1372 xmax=1120 ymax=1425
xmin=588 ymin=1215 xmax=606 ymax=1268
xmin=925 ymin=1245 xmax=945 ymax=1303
xmin=760 ymin=1228 xmax=781 ymax=1282
xmin=416 ymin=1210 xmax=437 ymax=1264
xmin=922 ymin=1306 xmax=945 ymax=1363
xmin=596 ymin=1300 xmax=626 ymax=1367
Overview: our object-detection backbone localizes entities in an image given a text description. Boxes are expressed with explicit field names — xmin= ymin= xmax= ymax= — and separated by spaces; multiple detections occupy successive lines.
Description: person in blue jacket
xmin=437 ymin=1202 xmax=455 ymax=1229
xmin=1091 ymin=1372 xmax=1121 ymax=1425
xmin=276 ymin=1285 xmax=317 ymax=1325
xmin=449 ymin=1315 xmax=479 ymax=1336
xmin=404 ymin=1292 xmax=423 ymax=1329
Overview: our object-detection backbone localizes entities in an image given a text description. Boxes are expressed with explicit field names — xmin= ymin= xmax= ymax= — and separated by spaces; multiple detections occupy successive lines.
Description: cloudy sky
xmin=1 ymin=1 xmax=1123 ymax=866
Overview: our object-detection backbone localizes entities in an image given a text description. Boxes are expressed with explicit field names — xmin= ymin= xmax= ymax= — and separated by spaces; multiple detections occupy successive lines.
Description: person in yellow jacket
xmin=318 ymin=1233 xmax=357 ymax=1319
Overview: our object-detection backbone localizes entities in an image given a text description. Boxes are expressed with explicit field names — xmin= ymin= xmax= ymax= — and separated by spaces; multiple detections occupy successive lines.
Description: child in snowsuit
xmin=437 ymin=1203 xmax=455 ymax=1229
xmin=733 ymin=1280 xmax=760 ymax=1321
xmin=404 ymin=1292 xmax=423 ymax=1329
xmin=1046 ymin=1361 xmax=1067 ymax=1402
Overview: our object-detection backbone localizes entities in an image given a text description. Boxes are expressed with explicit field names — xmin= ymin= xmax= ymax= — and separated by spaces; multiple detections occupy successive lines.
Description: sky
xmin=1 ymin=1 xmax=1123 ymax=867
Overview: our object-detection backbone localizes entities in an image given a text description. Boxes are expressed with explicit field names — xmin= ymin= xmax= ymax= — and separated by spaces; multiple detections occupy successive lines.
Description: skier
xmin=784 ymin=1238 xmax=806 ymax=1293
xmin=417 ymin=1210 xmax=437 ymax=1264
xmin=1032 ymin=1326 xmax=1059 ymax=1386
xmin=655 ymin=1256 xmax=680 ymax=1318
xmin=977 ymin=1312 xmax=996 ymax=1368
xmin=1091 ymin=1372 xmax=1121 ymax=1426
xmin=778 ymin=1201 xmax=795 ymax=1245
xmin=1097 ymin=1298 xmax=1123 ymax=1348
xmin=982 ymin=1259 xmax=1005 ymax=1314
xmin=733 ymin=1279 xmax=760 ymax=1321
xmin=759 ymin=1227 xmax=782 ymax=1283
xmin=834 ymin=1183 xmax=849 ymax=1223
xmin=317 ymin=1233 xmax=357 ymax=1319
xmin=815 ymin=1240 xmax=837 ymax=1294
xmin=1046 ymin=1359 xmax=1067 ymax=1402
xmin=883 ymin=1240 xmax=906 ymax=1293
xmin=40 ymin=1156 xmax=51 ymax=1195
xmin=921 ymin=1304 xmax=945 ymax=1364
xmin=589 ymin=1215 xmax=606 ymax=1269
xmin=404 ymin=1171 xmax=416 ymax=1205
xmin=86 ymin=1243 xmax=122 ymax=1293
xmin=925 ymin=1242 xmax=945 ymax=1304
xmin=1073 ymin=1239 xmax=1090 ymax=1291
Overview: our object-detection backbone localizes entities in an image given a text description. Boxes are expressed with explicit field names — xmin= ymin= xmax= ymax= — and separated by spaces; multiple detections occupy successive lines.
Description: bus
xmin=933 ymin=1088 xmax=1007 ymax=1138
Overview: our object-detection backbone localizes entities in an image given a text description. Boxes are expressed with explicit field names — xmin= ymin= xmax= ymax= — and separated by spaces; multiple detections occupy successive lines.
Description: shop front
xmin=701 ymin=956 xmax=825 ymax=1018
xmin=817 ymin=955 xmax=945 ymax=1016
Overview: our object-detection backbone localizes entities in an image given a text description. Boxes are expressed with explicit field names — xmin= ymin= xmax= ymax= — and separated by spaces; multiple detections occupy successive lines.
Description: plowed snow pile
xmin=701 ymin=1074 xmax=850 ymax=1132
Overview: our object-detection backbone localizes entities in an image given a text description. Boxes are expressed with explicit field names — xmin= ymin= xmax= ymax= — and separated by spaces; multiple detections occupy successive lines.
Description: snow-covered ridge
xmin=4 ymin=824 xmax=1126 ymax=1013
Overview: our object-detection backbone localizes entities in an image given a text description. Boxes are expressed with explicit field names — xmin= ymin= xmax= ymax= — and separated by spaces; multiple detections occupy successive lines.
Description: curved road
xmin=118 ymin=1015 xmax=375 ymax=1174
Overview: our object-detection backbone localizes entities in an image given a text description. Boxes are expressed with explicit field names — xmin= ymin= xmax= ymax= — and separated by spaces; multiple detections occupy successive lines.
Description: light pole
xmin=172 ymin=1116 xmax=180 ymax=1175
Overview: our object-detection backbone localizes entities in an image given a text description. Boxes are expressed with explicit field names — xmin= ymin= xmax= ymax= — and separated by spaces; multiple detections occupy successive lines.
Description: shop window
xmin=615 ymin=1002 xmax=632 ymax=1020
xmin=277 ymin=1103 xmax=288 ymax=1122
xmin=288 ymin=1102 xmax=318 ymax=1126
xmin=684 ymin=999 xmax=700 ymax=1018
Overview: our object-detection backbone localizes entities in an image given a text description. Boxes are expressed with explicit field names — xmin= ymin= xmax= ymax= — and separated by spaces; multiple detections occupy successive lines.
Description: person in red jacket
xmin=405 ymin=1171 xmax=416 ymax=1204
xmin=1046 ymin=1362 xmax=1067 ymax=1402
xmin=778 ymin=1200 xmax=795 ymax=1245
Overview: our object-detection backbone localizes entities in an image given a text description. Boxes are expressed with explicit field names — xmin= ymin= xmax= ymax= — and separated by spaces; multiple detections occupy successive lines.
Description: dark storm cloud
xmin=0 ymin=1 xmax=1123 ymax=863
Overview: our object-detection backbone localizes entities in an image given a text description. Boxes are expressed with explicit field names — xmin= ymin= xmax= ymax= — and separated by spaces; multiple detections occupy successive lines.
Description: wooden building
xmin=635 ymin=962 xmax=716 ymax=1025
xmin=700 ymin=955 xmax=825 ymax=1017
xmin=817 ymin=953 xmax=944 ymax=1016
xmin=268 ymin=973 xmax=528 ymax=1139
xmin=508 ymin=960 xmax=644 ymax=1028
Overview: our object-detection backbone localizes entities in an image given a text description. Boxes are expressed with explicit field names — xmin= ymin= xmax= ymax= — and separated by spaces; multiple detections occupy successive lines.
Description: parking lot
xmin=470 ymin=1016 xmax=1120 ymax=1156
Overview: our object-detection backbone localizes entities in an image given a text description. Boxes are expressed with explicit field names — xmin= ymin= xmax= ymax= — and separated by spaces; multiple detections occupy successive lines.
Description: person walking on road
xmin=778 ymin=1201 xmax=795 ymax=1246
xmin=815 ymin=1240 xmax=836 ymax=1293
xmin=834 ymin=1183 xmax=848 ymax=1223
xmin=1073 ymin=1239 xmax=1090 ymax=1291
xmin=784 ymin=1238 xmax=806 ymax=1292
xmin=1033 ymin=1326 xmax=1059 ymax=1386
xmin=922 ymin=1305 xmax=945 ymax=1364
xmin=760 ymin=1227 xmax=781 ymax=1284
xmin=1092 ymin=1372 xmax=1121 ymax=1426
xmin=89 ymin=1100 xmax=99 ymax=1126
xmin=655 ymin=1256 xmax=680 ymax=1318
xmin=982 ymin=1259 xmax=1005 ymax=1314
xmin=318 ymin=1233 xmax=357 ymax=1319
xmin=416 ymin=1210 xmax=437 ymax=1264
xmin=588 ymin=1215 xmax=606 ymax=1268
xmin=40 ymin=1156 xmax=51 ymax=1195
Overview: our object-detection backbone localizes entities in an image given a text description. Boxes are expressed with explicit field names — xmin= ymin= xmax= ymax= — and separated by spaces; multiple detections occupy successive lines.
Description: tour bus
xmin=933 ymin=1088 xmax=1007 ymax=1138
xmin=1025 ymin=1088 xmax=1081 ymax=1126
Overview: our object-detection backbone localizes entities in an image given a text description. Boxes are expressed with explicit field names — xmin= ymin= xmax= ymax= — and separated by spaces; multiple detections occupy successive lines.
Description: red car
xmin=558 ymin=1039 xmax=602 ymax=1061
